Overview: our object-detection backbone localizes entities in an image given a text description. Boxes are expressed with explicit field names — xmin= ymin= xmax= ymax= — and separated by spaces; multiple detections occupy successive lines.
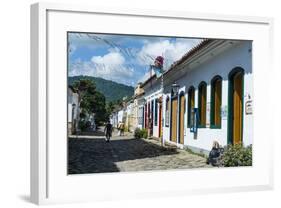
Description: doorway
xmin=228 ymin=68 xmax=244 ymax=144
xmin=179 ymin=93 xmax=185 ymax=144
xmin=170 ymin=98 xmax=178 ymax=143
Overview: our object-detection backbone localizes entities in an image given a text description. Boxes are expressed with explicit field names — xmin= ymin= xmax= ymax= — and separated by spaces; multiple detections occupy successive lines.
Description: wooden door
xmin=214 ymin=79 xmax=222 ymax=126
xmin=188 ymin=88 xmax=195 ymax=127
xmin=233 ymin=72 xmax=243 ymax=144
xmin=179 ymin=95 xmax=185 ymax=144
xmin=171 ymin=98 xmax=178 ymax=142
xmin=159 ymin=102 xmax=163 ymax=138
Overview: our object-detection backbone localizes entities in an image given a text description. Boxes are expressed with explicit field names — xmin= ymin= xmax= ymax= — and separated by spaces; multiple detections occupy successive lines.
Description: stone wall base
xmin=183 ymin=145 xmax=210 ymax=157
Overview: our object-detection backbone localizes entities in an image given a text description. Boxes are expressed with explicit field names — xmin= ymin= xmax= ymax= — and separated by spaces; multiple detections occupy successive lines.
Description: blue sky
xmin=68 ymin=32 xmax=203 ymax=87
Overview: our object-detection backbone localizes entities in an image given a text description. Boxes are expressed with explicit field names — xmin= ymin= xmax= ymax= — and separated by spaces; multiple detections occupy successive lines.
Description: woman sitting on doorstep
xmin=207 ymin=141 xmax=224 ymax=167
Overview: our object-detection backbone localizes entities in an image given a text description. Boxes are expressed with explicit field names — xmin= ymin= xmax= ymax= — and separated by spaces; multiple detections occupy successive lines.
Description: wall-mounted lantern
xmin=171 ymin=82 xmax=180 ymax=98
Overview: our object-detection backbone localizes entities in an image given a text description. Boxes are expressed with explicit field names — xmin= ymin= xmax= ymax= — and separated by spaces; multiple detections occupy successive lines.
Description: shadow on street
xmin=68 ymin=136 xmax=178 ymax=174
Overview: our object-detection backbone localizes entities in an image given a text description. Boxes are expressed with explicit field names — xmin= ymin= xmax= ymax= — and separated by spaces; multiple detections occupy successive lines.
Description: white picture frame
xmin=30 ymin=2 xmax=274 ymax=205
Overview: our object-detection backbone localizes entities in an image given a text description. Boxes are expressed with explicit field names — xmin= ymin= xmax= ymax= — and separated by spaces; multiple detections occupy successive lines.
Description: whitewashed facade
xmin=142 ymin=77 xmax=163 ymax=139
xmin=118 ymin=109 xmax=124 ymax=124
xmin=124 ymin=101 xmax=134 ymax=132
xmin=132 ymin=84 xmax=146 ymax=130
xmin=67 ymin=86 xmax=80 ymax=135
xmin=110 ymin=111 xmax=119 ymax=128
xmin=141 ymin=39 xmax=253 ymax=155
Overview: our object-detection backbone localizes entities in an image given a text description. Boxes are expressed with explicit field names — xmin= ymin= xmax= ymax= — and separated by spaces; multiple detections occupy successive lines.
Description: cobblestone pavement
xmin=68 ymin=128 xmax=212 ymax=174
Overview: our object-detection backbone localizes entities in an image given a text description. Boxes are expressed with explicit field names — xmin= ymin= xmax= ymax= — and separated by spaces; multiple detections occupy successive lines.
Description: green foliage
xmin=222 ymin=144 xmax=252 ymax=167
xmin=142 ymin=129 xmax=148 ymax=139
xmin=93 ymin=91 xmax=107 ymax=124
xmin=134 ymin=128 xmax=148 ymax=139
xmin=78 ymin=119 xmax=87 ymax=131
xmin=72 ymin=79 xmax=107 ymax=125
xmin=124 ymin=126 xmax=129 ymax=132
xmin=113 ymin=99 xmax=123 ymax=107
xmin=68 ymin=76 xmax=134 ymax=103
xmin=105 ymin=101 xmax=115 ymax=119
xmin=134 ymin=128 xmax=142 ymax=139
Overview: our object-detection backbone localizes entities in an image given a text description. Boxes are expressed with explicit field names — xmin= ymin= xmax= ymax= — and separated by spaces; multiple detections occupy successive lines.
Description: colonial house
xmin=141 ymin=75 xmax=163 ymax=140
xmin=111 ymin=84 xmax=145 ymax=132
xmin=110 ymin=97 xmax=130 ymax=130
xmin=110 ymin=106 xmax=124 ymax=128
xmin=140 ymin=39 xmax=253 ymax=155
xmin=124 ymin=99 xmax=134 ymax=132
xmin=110 ymin=109 xmax=119 ymax=128
xmin=67 ymin=86 xmax=80 ymax=135
xmin=132 ymin=83 xmax=145 ymax=130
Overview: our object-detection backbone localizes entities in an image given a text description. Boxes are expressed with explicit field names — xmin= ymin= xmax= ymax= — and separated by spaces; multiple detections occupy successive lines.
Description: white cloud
xmin=91 ymin=51 xmax=125 ymax=66
xmin=137 ymin=70 xmax=155 ymax=84
xmin=137 ymin=38 xmax=202 ymax=70
xmin=69 ymin=51 xmax=137 ymax=86
xmin=68 ymin=33 xmax=204 ymax=86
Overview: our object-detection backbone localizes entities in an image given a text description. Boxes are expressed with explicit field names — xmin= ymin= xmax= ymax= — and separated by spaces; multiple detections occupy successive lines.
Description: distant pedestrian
xmin=119 ymin=122 xmax=125 ymax=136
xmin=104 ymin=120 xmax=113 ymax=142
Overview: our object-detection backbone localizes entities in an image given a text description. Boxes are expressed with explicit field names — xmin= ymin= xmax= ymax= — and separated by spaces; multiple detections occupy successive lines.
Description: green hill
xmin=68 ymin=76 xmax=134 ymax=102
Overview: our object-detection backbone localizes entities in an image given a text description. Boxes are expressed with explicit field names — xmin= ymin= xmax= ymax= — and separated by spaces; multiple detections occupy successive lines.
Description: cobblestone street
xmin=68 ymin=128 xmax=212 ymax=174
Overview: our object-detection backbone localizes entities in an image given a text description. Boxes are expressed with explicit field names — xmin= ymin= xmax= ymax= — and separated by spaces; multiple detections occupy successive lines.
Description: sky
xmin=68 ymin=32 xmax=203 ymax=87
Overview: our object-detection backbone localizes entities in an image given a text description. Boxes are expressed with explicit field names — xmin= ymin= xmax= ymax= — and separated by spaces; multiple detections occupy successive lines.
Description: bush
xmin=222 ymin=144 xmax=252 ymax=167
xmin=124 ymin=126 xmax=129 ymax=132
xmin=78 ymin=120 xmax=87 ymax=131
xmin=134 ymin=128 xmax=148 ymax=139
xmin=142 ymin=129 xmax=148 ymax=139
xmin=134 ymin=128 xmax=141 ymax=139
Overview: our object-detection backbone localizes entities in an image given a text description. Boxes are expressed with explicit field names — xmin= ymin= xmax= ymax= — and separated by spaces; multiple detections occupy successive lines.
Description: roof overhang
xmin=140 ymin=39 xmax=241 ymax=89
xmin=163 ymin=40 xmax=241 ymax=87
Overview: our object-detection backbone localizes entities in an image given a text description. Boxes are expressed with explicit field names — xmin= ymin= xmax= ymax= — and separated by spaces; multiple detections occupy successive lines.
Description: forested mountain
xmin=68 ymin=76 xmax=134 ymax=102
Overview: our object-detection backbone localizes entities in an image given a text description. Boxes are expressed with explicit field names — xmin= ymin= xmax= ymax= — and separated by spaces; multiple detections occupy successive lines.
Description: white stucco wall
xmin=111 ymin=112 xmax=119 ymax=127
xmin=163 ymin=93 xmax=171 ymax=141
xmin=162 ymin=41 xmax=253 ymax=153
xmin=143 ymin=83 xmax=162 ymax=138
xmin=137 ymin=105 xmax=144 ymax=129
xmin=68 ymin=103 xmax=73 ymax=123
xmin=118 ymin=110 xmax=124 ymax=123
xmin=67 ymin=89 xmax=79 ymax=123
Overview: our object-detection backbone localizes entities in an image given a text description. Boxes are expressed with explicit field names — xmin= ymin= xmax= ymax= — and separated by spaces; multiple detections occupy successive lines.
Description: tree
xmin=106 ymin=101 xmax=115 ymax=114
xmin=93 ymin=91 xmax=107 ymax=124
xmin=72 ymin=79 xmax=107 ymax=126
xmin=104 ymin=101 xmax=115 ymax=121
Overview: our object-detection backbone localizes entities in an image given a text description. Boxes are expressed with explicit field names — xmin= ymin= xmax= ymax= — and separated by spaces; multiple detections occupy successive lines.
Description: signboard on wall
xmin=245 ymin=100 xmax=253 ymax=115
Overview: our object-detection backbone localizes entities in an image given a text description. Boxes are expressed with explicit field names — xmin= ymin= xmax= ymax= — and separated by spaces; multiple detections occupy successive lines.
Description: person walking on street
xmin=104 ymin=120 xmax=113 ymax=142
